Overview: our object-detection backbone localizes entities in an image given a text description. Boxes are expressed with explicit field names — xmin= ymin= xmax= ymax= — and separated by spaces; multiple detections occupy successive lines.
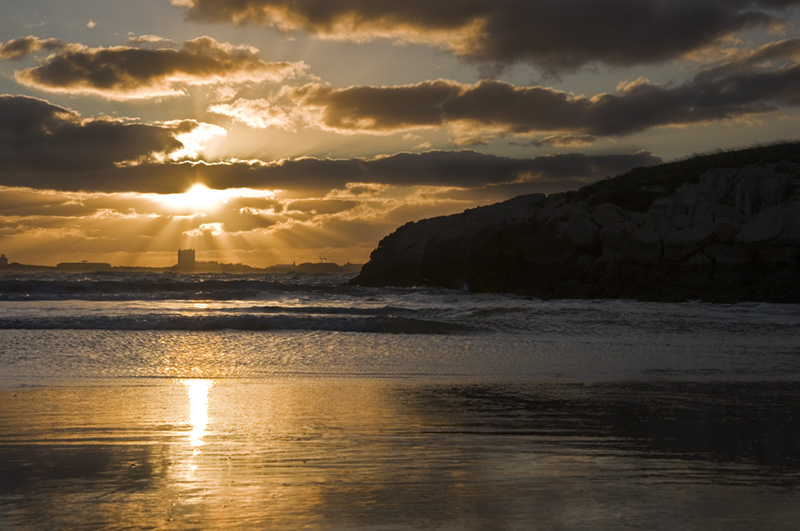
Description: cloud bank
xmin=173 ymin=0 xmax=800 ymax=71
xmin=0 ymin=95 xmax=200 ymax=174
xmin=237 ymin=40 xmax=800 ymax=144
xmin=9 ymin=36 xmax=307 ymax=99
xmin=0 ymin=36 xmax=64 ymax=60
xmin=0 ymin=109 xmax=659 ymax=195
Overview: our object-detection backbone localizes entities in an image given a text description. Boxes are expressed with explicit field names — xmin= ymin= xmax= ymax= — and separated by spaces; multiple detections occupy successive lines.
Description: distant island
xmin=352 ymin=142 xmax=800 ymax=302
xmin=0 ymin=249 xmax=362 ymax=276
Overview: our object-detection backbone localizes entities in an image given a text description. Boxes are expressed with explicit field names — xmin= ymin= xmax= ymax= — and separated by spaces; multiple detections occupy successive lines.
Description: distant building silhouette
xmin=0 ymin=254 xmax=7 ymax=267
xmin=177 ymin=248 xmax=196 ymax=270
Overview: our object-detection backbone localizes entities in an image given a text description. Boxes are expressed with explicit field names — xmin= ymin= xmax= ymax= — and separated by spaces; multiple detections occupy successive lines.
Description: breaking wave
xmin=0 ymin=312 xmax=477 ymax=334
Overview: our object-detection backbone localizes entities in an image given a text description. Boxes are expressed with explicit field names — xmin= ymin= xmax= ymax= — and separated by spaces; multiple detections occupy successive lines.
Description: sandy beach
xmin=3 ymin=378 xmax=800 ymax=530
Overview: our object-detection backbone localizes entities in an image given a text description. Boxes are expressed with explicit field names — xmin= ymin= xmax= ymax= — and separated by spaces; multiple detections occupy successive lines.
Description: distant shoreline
xmin=0 ymin=261 xmax=363 ymax=275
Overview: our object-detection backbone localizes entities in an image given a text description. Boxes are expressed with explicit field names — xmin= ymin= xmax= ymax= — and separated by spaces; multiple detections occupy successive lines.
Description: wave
xmin=0 ymin=272 xmax=356 ymax=301
xmin=0 ymin=312 xmax=478 ymax=335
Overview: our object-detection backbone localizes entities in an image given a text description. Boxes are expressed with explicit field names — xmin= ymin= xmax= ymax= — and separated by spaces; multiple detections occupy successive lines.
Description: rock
xmin=643 ymin=210 xmax=674 ymax=238
xmin=352 ymin=142 xmax=800 ymax=302
xmin=692 ymin=201 xmax=714 ymax=227
xmin=735 ymin=205 xmax=784 ymax=244
xmin=664 ymin=227 xmax=714 ymax=262
xmin=703 ymin=245 xmax=752 ymax=268
xmin=623 ymin=228 xmax=662 ymax=264
xmin=649 ymin=197 xmax=672 ymax=212
xmin=590 ymin=204 xmax=627 ymax=228
xmin=733 ymin=166 xmax=788 ymax=216
xmin=682 ymin=252 xmax=713 ymax=269
xmin=711 ymin=218 xmax=739 ymax=243
xmin=631 ymin=212 xmax=648 ymax=227
xmin=758 ymin=245 xmax=799 ymax=269
xmin=671 ymin=214 xmax=694 ymax=230
xmin=699 ymin=168 xmax=740 ymax=202
xmin=672 ymin=183 xmax=706 ymax=216
xmin=710 ymin=203 xmax=744 ymax=224
xmin=566 ymin=213 xmax=600 ymax=247
xmin=600 ymin=221 xmax=637 ymax=251
xmin=774 ymin=203 xmax=800 ymax=244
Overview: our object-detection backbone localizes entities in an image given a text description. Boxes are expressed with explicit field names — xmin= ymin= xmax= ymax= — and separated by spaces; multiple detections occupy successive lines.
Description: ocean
xmin=1 ymin=271 xmax=799 ymax=529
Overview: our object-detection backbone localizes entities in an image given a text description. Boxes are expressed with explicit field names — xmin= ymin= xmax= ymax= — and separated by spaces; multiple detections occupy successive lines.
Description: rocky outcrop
xmin=352 ymin=143 xmax=800 ymax=302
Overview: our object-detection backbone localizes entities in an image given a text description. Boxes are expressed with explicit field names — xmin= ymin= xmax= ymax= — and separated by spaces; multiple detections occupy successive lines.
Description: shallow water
xmin=1 ymin=272 xmax=799 ymax=529
xmin=2 ymin=379 xmax=800 ymax=530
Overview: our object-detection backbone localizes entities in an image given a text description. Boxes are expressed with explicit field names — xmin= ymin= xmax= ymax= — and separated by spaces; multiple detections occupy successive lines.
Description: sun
xmin=160 ymin=183 xmax=227 ymax=214
xmin=155 ymin=184 xmax=279 ymax=217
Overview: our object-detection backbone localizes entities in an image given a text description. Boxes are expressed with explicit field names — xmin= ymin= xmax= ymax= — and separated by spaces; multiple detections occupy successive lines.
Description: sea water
xmin=1 ymin=271 xmax=799 ymax=529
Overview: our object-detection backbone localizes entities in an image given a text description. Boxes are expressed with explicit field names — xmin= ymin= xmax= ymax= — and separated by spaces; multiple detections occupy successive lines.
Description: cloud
xmin=274 ymin=43 xmax=800 ymax=141
xmin=183 ymin=222 xmax=225 ymax=236
xmin=209 ymin=98 xmax=296 ymax=130
xmin=172 ymin=0 xmax=800 ymax=71
xmin=0 ymin=140 xmax=661 ymax=194
xmin=10 ymin=36 xmax=307 ymax=99
xmin=0 ymin=36 xmax=63 ymax=60
xmin=0 ymin=95 xmax=202 ymax=175
xmin=285 ymin=199 xmax=359 ymax=215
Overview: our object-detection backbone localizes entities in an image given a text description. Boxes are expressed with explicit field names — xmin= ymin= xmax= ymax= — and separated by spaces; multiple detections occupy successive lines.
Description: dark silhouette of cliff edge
xmin=351 ymin=142 xmax=800 ymax=302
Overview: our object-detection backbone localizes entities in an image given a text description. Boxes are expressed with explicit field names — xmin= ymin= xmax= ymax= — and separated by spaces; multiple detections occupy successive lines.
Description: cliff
xmin=351 ymin=143 xmax=800 ymax=302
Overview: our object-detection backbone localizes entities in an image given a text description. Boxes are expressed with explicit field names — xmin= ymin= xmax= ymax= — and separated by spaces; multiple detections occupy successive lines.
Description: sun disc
xmin=185 ymin=183 xmax=219 ymax=211
xmin=159 ymin=183 xmax=224 ymax=214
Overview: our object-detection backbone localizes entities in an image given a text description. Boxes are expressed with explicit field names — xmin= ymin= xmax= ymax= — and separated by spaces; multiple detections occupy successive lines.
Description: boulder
xmin=703 ymin=245 xmax=752 ymax=268
xmin=699 ymin=168 xmax=740 ymax=202
xmin=711 ymin=218 xmax=739 ymax=243
xmin=735 ymin=205 xmax=784 ymax=244
xmin=600 ymin=220 xmax=637 ymax=251
xmin=671 ymin=183 xmax=706 ymax=216
xmin=623 ymin=228 xmax=662 ymax=264
xmin=774 ymin=203 xmax=800 ymax=244
xmin=590 ymin=204 xmax=627 ymax=228
xmin=758 ymin=245 xmax=799 ymax=269
xmin=733 ymin=166 xmax=788 ymax=216
xmin=566 ymin=213 xmax=600 ymax=247
xmin=663 ymin=226 xmax=714 ymax=262
xmin=671 ymin=214 xmax=694 ymax=230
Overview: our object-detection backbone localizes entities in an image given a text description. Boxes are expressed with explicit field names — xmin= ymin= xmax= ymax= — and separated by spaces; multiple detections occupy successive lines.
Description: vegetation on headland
xmin=565 ymin=142 xmax=800 ymax=212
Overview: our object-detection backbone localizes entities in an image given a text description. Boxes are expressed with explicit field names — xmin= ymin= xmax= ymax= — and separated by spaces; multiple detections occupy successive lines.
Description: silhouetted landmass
xmin=0 ymin=261 xmax=362 ymax=276
xmin=352 ymin=142 xmax=800 ymax=302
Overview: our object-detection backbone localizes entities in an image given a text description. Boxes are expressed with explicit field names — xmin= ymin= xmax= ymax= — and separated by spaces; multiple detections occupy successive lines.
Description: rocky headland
xmin=352 ymin=143 xmax=800 ymax=302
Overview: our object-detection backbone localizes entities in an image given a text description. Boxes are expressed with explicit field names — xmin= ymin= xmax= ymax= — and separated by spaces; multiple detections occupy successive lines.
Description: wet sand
xmin=2 ymin=379 xmax=799 ymax=530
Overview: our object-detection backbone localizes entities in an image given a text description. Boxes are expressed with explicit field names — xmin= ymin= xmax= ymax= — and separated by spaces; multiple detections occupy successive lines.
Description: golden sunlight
xmin=182 ymin=378 xmax=213 ymax=448
xmin=160 ymin=183 xmax=227 ymax=214
xmin=170 ymin=122 xmax=227 ymax=160
xmin=156 ymin=184 xmax=279 ymax=216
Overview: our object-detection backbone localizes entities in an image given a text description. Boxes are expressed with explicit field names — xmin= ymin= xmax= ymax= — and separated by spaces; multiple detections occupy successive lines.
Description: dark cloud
xmin=693 ymin=37 xmax=800 ymax=83
xmin=0 ymin=145 xmax=661 ymax=194
xmin=174 ymin=0 xmax=800 ymax=71
xmin=226 ymin=196 xmax=283 ymax=212
xmin=286 ymin=199 xmax=359 ymax=215
xmin=0 ymin=36 xmax=63 ymax=60
xmin=282 ymin=42 xmax=800 ymax=140
xmin=11 ymin=36 xmax=306 ymax=99
xmin=0 ymin=95 xmax=190 ymax=174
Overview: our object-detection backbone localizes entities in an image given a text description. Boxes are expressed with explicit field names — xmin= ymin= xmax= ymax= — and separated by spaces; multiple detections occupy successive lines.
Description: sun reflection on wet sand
xmin=181 ymin=379 xmax=213 ymax=449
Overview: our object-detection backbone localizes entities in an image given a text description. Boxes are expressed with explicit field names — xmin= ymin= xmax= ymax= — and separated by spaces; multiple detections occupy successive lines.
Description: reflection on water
xmin=1 ymin=379 xmax=800 ymax=530
xmin=182 ymin=379 xmax=212 ymax=448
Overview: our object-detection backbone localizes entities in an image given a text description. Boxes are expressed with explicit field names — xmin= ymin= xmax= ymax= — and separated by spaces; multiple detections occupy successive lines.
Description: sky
xmin=2 ymin=0 xmax=800 ymax=267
